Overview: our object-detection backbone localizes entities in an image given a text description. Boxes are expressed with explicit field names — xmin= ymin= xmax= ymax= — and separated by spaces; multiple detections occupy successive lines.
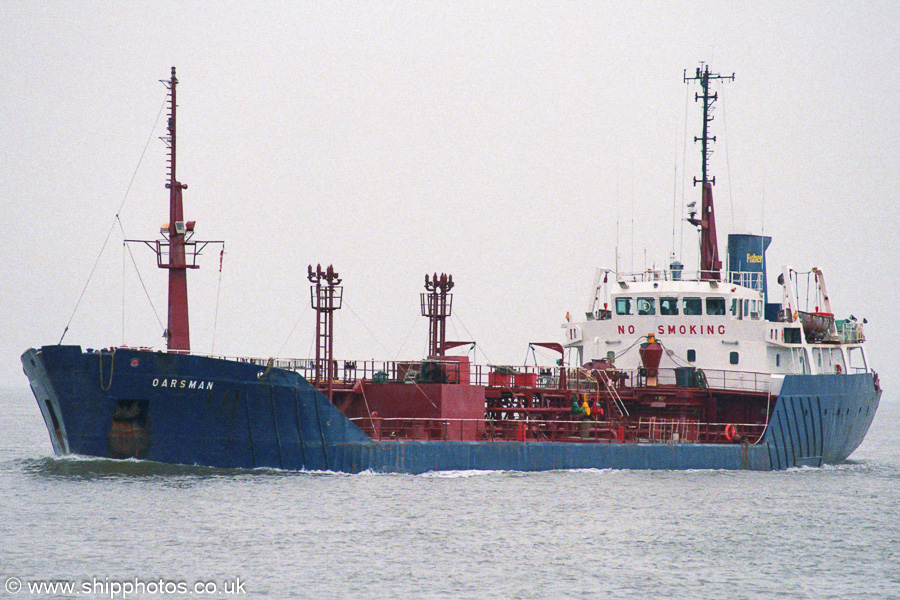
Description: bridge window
xmin=831 ymin=348 xmax=846 ymax=374
xmin=615 ymin=297 xmax=633 ymax=315
xmin=683 ymin=297 xmax=702 ymax=315
xmin=637 ymin=297 xmax=656 ymax=315
xmin=706 ymin=297 xmax=726 ymax=315
xmin=784 ymin=327 xmax=802 ymax=343
xmin=847 ymin=347 xmax=867 ymax=373
xmin=660 ymin=297 xmax=679 ymax=316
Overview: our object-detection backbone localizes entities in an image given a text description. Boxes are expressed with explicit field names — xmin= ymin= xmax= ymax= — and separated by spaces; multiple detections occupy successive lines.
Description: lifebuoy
xmin=724 ymin=423 xmax=736 ymax=442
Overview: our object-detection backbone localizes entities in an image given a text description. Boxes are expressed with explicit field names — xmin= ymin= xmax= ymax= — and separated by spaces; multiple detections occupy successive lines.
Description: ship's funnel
xmin=727 ymin=234 xmax=772 ymax=302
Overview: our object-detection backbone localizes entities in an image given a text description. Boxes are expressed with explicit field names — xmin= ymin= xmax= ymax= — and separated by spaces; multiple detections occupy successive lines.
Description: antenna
xmin=671 ymin=139 xmax=678 ymax=260
xmin=630 ymin=172 xmax=634 ymax=272
xmin=684 ymin=63 xmax=734 ymax=188
xmin=684 ymin=63 xmax=734 ymax=281
xmin=615 ymin=174 xmax=620 ymax=273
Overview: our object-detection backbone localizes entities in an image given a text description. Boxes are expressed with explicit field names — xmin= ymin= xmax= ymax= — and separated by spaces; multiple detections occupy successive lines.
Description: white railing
xmin=610 ymin=269 xmax=763 ymax=292
xmin=837 ymin=321 xmax=866 ymax=344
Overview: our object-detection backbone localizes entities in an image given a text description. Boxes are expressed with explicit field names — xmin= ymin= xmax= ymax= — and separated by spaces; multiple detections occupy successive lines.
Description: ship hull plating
xmin=22 ymin=346 xmax=880 ymax=473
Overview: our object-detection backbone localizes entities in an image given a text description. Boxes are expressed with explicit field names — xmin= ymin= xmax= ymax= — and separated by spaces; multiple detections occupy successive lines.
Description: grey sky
xmin=2 ymin=1 xmax=898 ymax=392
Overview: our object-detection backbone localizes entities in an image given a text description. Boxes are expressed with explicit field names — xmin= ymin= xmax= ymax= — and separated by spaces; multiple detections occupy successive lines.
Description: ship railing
xmin=837 ymin=320 xmax=866 ymax=344
xmin=206 ymin=357 xmax=473 ymax=385
xmin=610 ymin=366 xmax=773 ymax=394
xmin=614 ymin=269 xmax=694 ymax=283
xmin=207 ymin=355 xmax=772 ymax=394
xmin=610 ymin=269 xmax=764 ymax=292
xmin=349 ymin=415 xmax=615 ymax=442
xmin=726 ymin=271 xmax=765 ymax=292
xmin=348 ymin=416 xmax=768 ymax=444
xmin=475 ymin=365 xmax=599 ymax=392
xmin=207 ymin=354 xmax=773 ymax=394
xmin=349 ymin=416 xmax=465 ymax=442
xmin=208 ymin=355 xmax=549 ymax=387
xmin=634 ymin=418 xmax=767 ymax=444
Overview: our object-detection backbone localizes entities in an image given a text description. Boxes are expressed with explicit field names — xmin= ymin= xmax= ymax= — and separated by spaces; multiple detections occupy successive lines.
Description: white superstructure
xmin=564 ymin=264 xmax=870 ymax=395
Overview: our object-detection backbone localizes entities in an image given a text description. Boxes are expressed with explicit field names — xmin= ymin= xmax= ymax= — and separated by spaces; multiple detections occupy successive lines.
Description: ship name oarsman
xmin=151 ymin=378 xmax=214 ymax=390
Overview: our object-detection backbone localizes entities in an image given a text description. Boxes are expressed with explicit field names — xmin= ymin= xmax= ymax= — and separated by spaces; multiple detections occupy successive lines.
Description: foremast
xmin=160 ymin=67 xmax=192 ymax=352
xmin=684 ymin=64 xmax=733 ymax=282
xmin=126 ymin=68 xmax=223 ymax=353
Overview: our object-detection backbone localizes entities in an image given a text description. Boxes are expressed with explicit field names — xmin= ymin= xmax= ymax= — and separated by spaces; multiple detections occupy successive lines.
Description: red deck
xmin=224 ymin=355 xmax=771 ymax=446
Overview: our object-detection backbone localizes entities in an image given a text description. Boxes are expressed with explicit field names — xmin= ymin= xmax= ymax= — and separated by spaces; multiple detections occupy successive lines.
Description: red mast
xmin=687 ymin=182 xmax=721 ymax=281
xmin=421 ymin=273 xmax=454 ymax=358
xmin=160 ymin=67 xmax=192 ymax=352
xmin=126 ymin=69 xmax=222 ymax=353
xmin=308 ymin=264 xmax=343 ymax=402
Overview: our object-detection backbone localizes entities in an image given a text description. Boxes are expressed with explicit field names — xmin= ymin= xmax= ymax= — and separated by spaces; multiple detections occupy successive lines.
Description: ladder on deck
xmin=602 ymin=374 xmax=629 ymax=418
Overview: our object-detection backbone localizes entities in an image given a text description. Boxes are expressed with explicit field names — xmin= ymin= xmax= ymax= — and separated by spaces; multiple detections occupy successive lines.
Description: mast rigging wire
xmin=118 ymin=219 xmax=164 ymax=332
xmin=679 ymin=79 xmax=690 ymax=261
xmin=671 ymin=125 xmax=678 ymax=260
xmin=343 ymin=299 xmax=395 ymax=360
xmin=211 ymin=247 xmax=225 ymax=354
xmin=278 ymin=302 xmax=309 ymax=357
xmin=720 ymin=80 xmax=735 ymax=232
xmin=449 ymin=310 xmax=493 ymax=366
xmin=59 ymin=95 xmax=168 ymax=344
xmin=392 ymin=312 xmax=423 ymax=363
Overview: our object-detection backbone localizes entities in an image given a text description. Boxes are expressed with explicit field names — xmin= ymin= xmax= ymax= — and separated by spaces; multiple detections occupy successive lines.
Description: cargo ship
xmin=21 ymin=66 xmax=881 ymax=473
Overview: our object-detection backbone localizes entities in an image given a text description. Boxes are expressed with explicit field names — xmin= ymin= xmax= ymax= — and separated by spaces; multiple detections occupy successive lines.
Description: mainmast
xmin=684 ymin=64 xmax=733 ymax=281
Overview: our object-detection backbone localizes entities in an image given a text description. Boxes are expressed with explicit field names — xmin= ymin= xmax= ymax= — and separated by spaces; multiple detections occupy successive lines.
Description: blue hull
xmin=21 ymin=346 xmax=881 ymax=473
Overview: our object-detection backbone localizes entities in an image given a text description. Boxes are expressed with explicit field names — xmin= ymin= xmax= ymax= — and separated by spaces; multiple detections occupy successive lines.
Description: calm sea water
xmin=1 ymin=386 xmax=898 ymax=600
